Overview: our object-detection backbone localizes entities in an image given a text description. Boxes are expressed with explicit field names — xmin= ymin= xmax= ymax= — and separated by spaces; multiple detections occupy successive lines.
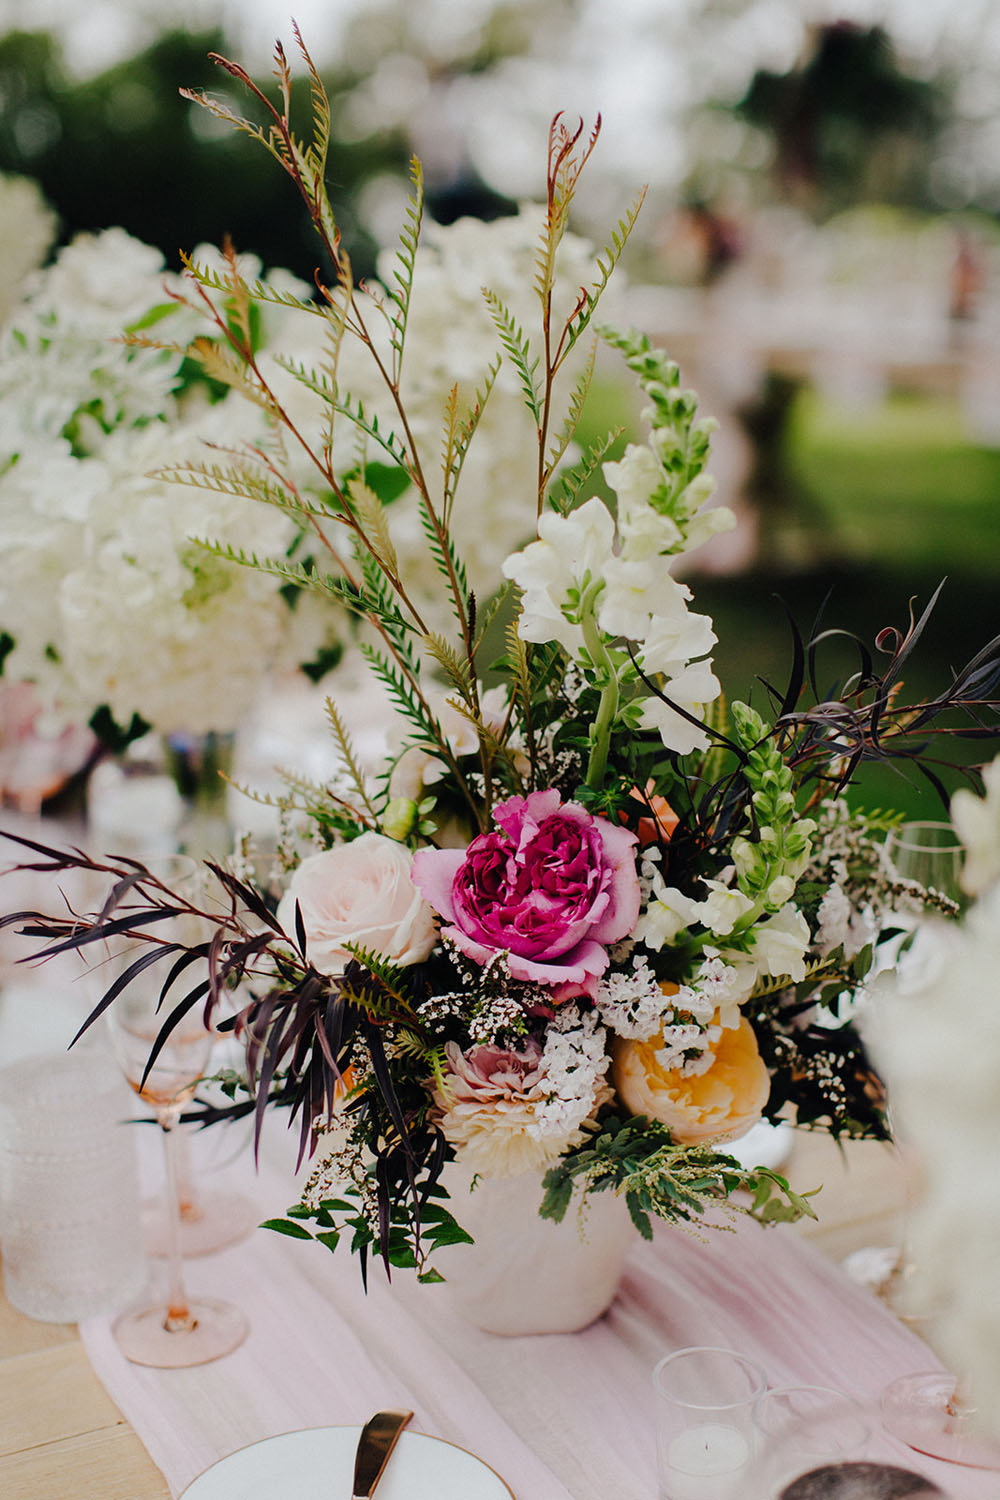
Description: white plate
xmin=180 ymin=1425 xmax=515 ymax=1499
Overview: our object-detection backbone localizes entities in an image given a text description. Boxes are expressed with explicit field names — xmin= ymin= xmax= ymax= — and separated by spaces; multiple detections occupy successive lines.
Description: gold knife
xmin=351 ymin=1409 xmax=414 ymax=1499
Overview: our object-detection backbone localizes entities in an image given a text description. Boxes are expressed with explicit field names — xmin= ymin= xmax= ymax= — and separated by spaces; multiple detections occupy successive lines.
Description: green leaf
xmin=261 ymin=1217 xmax=315 ymax=1239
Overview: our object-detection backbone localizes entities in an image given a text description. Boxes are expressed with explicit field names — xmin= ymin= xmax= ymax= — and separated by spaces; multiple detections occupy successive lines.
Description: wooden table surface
xmin=0 ymin=1131 xmax=908 ymax=1500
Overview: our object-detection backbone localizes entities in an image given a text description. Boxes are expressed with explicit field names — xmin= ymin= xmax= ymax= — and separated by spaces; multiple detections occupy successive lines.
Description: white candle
xmin=663 ymin=1422 xmax=750 ymax=1500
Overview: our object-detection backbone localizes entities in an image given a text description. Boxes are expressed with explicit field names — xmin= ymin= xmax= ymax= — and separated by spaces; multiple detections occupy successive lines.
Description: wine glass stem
xmin=174 ymin=1124 xmax=203 ymax=1223
xmin=159 ymin=1116 xmax=196 ymax=1332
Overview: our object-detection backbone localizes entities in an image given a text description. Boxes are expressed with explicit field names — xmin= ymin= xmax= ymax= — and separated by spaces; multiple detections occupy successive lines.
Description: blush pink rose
xmin=277 ymin=832 xmax=438 ymax=975
xmin=411 ymin=788 xmax=640 ymax=998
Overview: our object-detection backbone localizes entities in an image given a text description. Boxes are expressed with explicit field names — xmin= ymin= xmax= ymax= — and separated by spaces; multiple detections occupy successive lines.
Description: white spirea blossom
xmin=531 ymin=1007 xmax=613 ymax=1141
xmin=595 ymin=952 xmax=673 ymax=1040
xmin=674 ymin=957 xmax=750 ymax=1032
xmin=654 ymin=1019 xmax=720 ymax=1078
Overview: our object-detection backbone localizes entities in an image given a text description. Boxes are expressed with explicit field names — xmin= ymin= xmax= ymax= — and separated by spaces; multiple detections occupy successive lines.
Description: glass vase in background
xmin=884 ymin=821 xmax=965 ymax=907
xmin=0 ymin=1047 xmax=147 ymax=1322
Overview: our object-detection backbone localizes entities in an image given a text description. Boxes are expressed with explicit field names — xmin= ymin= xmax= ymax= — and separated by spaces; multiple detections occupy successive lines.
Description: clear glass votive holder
xmin=750 ymin=1384 xmax=874 ymax=1498
xmin=0 ymin=1046 xmax=148 ymax=1322
xmin=653 ymin=1345 xmax=768 ymax=1500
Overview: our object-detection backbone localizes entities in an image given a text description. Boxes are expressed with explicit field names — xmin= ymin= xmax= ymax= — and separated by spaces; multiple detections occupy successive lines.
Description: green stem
xmin=581 ymin=580 xmax=619 ymax=790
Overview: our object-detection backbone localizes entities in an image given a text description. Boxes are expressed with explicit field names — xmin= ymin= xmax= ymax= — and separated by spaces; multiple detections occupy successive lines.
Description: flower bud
xmin=382 ymin=797 xmax=419 ymax=841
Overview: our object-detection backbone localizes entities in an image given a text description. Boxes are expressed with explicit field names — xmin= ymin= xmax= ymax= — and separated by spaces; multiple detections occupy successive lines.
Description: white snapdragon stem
xmin=580 ymin=578 xmax=621 ymax=790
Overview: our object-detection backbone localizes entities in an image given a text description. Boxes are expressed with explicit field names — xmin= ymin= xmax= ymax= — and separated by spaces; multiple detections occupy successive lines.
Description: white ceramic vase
xmin=435 ymin=1162 xmax=638 ymax=1336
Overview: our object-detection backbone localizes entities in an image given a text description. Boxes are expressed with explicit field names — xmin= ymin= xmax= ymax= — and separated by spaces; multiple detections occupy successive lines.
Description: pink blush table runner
xmin=80 ymin=1131 xmax=993 ymax=1500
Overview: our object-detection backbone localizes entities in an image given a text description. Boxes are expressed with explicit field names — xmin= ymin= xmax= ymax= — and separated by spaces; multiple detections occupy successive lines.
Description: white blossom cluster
xmin=0 ymin=229 xmax=308 ymax=734
xmin=531 ymin=1006 xmax=613 ymax=1142
xmin=653 ymin=1018 xmax=721 ymax=1080
xmin=594 ymin=951 xmax=673 ymax=1039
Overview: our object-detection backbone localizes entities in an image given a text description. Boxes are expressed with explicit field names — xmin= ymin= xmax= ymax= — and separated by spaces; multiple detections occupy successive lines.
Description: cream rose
xmin=277 ymin=833 xmax=438 ymax=975
xmin=611 ymin=1015 xmax=770 ymax=1146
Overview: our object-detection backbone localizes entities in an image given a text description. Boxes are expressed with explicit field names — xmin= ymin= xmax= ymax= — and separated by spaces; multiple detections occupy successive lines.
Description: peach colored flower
xmin=611 ymin=1014 xmax=770 ymax=1145
xmin=622 ymin=781 xmax=679 ymax=846
xmin=432 ymin=1040 xmax=599 ymax=1177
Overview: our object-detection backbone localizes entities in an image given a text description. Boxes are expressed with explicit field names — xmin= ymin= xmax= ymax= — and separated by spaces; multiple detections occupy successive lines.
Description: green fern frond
xmin=179 ymin=86 xmax=285 ymax=170
xmin=192 ymin=541 xmax=348 ymax=602
xmin=356 ymin=548 xmax=419 ymax=669
xmin=360 ymin=644 xmax=438 ymax=745
xmin=273 ymin=364 xmax=411 ymax=470
xmin=153 ymin=461 xmax=332 ymax=522
xmin=180 ymin=257 xmax=327 ymax=321
xmin=565 ymin=189 xmax=646 ymax=355
xmin=324 ymin=697 xmax=378 ymax=819
xmin=346 ymin=476 xmax=397 ymax=576
xmin=388 ymin=157 xmax=424 ymax=379
xmin=543 ymin=337 xmax=596 ymax=483
xmin=416 ymin=495 xmax=471 ymax=634
xmin=482 ymin=291 xmax=540 ymax=422
xmin=421 ymin=634 xmax=475 ymax=704
xmin=553 ymin=427 xmax=625 ymax=514
xmin=505 ymin=615 xmax=533 ymax=715
xmin=442 ymin=353 xmax=501 ymax=522
xmin=185 ymin=336 xmax=276 ymax=410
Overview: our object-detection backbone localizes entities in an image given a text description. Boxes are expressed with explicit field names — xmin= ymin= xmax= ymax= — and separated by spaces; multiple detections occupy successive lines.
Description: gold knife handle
xmin=351 ymin=1408 xmax=414 ymax=1499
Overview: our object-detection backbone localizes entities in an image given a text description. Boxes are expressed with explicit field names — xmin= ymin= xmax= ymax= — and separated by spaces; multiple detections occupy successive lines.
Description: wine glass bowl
xmin=883 ymin=822 xmax=964 ymax=906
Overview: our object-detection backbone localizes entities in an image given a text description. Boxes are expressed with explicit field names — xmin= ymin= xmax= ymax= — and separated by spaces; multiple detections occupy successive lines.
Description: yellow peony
xmin=611 ymin=1015 xmax=770 ymax=1145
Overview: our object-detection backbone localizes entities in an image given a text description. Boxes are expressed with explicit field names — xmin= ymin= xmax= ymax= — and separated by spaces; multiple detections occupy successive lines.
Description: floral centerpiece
xmin=6 ymin=34 xmax=999 ymax=1296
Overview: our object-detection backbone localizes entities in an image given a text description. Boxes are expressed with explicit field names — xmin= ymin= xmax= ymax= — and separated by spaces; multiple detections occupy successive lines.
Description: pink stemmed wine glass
xmin=105 ymin=857 xmax=248 ymax=1367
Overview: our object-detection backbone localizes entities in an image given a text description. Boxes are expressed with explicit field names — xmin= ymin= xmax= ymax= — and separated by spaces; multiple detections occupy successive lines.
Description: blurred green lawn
xmin=687 ymin=390 xmax=1000 ymax=819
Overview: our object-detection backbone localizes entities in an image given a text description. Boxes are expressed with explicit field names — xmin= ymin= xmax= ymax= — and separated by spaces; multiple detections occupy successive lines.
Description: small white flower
xmin=637 ymin=660 xmax=721 ymax=755
xmin=633 ymin=879 xmax=702 ymax=949
xmin=696 ymin=879 xmax=756 ymax=936
xmin=744 ymin=904 xmax=811 ymax=982
xmin=502 ymin=496 xmax=616 ymax=653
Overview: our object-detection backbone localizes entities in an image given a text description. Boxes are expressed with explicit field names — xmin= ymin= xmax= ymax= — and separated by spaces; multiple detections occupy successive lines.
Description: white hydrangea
xmin=0 ymin=228 xmax=327 ymax=735
xmin=329 ymin=206 xmax=601 ymax=631
xmin=2 ymin=413 xmax=294 ymax=733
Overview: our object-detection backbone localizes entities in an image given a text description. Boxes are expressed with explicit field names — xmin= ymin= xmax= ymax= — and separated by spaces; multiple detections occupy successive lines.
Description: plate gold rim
xmin=179 ymin=1423 xmax=516 ymax=1499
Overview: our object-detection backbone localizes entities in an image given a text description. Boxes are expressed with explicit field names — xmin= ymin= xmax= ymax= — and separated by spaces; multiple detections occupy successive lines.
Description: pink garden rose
xmin=411 ymin=788 xmax=640 ymax=998
xmin=277 ymin=832 xmax=438 ymax=976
